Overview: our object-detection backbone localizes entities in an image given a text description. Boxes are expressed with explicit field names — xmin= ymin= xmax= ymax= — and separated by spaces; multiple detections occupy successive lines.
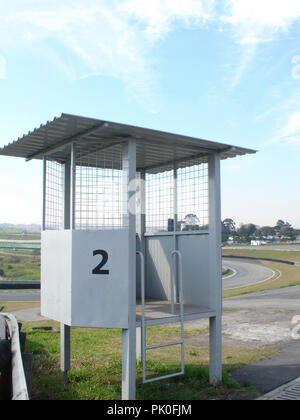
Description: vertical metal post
xmin=208 ymin=153 xmax=222 ymax=384
xmin=122 ymin=140 xmax=137 ymax=400
xmin=173 ymin=163 xmax=178 ymax=306
xmin=70 ymin=142 xmax=76 ymax=230
xmin=60 ymin=324 xmax=70 ymax=384
xmin=173 ymin=163 xmax=178 ymax=233
xmin=63 ymin=161 xmax=71 ymax=230
xmin=42 ymin=156 xmax=47 ymax=231
xmin=60 ymin=144 xmax=75 ymax=383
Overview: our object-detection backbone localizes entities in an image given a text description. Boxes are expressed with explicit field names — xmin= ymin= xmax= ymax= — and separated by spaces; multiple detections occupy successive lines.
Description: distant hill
xmin=0 ymin=223 xmax=41 ymax=233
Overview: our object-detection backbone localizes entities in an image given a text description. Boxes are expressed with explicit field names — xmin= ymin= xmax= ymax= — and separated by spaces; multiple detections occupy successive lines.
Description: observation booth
xmin=0 ymin=114 xmax=255 ymax=400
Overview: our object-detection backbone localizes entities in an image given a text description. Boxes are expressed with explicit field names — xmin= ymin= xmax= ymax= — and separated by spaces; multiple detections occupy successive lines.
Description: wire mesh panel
xmin=44 ymin=159 xmax=63 ymax=230
xmin=177 ymin=161 xmax=209 ymax=231
xmin=43 ymin=148 xmax=209 ymax=233
xmin=145 ymin=160 xmax=209 ymax=233
xmin=145 ymin=169 xmax=174 ymax=233
xmin=75 ymin=146 xmax=125 ymax=230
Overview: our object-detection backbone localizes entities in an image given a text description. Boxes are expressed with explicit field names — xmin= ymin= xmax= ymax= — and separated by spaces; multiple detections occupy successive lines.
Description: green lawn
xmin=0 ymin=251 xmax=40 ymax=280
xmin=0 ymin=301 xmax=40 ymax=312
xmin=1 ymin=246 xmax=295 ymax=399
xmin=0 ymin=232 xmax=40 ymax=241
xmin=18 ymin=320 xmax=277 ymax=400
xmin=222 ymin=247 xmax=300 ymax=263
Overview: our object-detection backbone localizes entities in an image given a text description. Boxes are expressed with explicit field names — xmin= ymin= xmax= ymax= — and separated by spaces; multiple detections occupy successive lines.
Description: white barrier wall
xmin=41 ymin=229 xmax=129 ymax=328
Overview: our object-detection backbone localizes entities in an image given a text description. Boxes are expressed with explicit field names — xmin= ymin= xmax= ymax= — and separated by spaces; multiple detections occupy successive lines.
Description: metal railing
xmin=0 ymin=314 xmax=29 ymax=400
xmin=137 ymin=250 xmax=185 ymax=384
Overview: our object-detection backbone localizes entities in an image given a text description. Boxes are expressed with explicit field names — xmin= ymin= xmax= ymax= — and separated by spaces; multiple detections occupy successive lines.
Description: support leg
xmin=136 ymin=326 xmax=142 ymax=363
xmin=60 ymin=323 xmax=70 ymax=383
xmin=209 ymin=316 xmax=222 ymax=384
xmin=122 ymin=328 xmax=136 ymax=400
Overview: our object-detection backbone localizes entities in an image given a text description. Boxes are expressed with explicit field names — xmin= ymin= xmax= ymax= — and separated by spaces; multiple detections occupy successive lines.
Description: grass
xmin=21 ymin=322 xmax=276 ymax=400
xmin=2 ymin=246 xmax=296 ymax=399
xmin=222 ymin=247 xmax=300 ymax=263
xmin=223 ymin=268 xmax=234 ymax=278
xmin=0 ymin=301 xmax=40 ymax=312
xmin=0 ymin=231 xmax=40 ymax=241
xmin=0 ymin=303 xmax=278 ymax=400
xmin=222 ymin=248 xmax=300 ymax=298
xmin=0 ymin=251 xmax=40 ymax=280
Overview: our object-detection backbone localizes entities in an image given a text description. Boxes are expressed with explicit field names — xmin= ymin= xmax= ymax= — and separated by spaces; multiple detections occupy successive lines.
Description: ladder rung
xmin=146 ymin=340 xmax=183 ymax=351
xmin=143 ymin=370 xmax=184 ymax=384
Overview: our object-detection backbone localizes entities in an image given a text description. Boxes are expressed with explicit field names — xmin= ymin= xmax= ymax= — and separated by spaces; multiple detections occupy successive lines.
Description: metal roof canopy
xmin=0 ymin=113 xmax=256 ymax=173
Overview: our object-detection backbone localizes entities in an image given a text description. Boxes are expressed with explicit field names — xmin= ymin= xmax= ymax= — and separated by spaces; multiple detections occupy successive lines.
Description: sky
xmin=0 ymin=0 xmax=300 ymax=228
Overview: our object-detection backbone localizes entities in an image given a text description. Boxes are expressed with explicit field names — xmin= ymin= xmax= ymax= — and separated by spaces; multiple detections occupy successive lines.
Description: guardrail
xmin=0 ymin=281 xmax=40 ymax=290
xmin=223 ymin=255 xmax=295 ymax=265
xmin=0 ymin=314 xmax=30 ymax=400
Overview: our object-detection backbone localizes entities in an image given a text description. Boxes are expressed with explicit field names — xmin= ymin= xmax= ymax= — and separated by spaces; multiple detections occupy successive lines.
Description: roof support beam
xmin=137 ymin=146 xmax=240 ymax=173
xmin=25 ymin=123 xmax=106 ymax=161
xmin=137 ymin=137 xmax=213 ymax=154
xmin=137 ymin=151 xmax=211 ymax=172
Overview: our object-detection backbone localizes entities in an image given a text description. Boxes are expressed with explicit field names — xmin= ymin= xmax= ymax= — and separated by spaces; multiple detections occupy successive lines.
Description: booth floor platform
xmin=136 ymin=300 xmax=216 ymax=326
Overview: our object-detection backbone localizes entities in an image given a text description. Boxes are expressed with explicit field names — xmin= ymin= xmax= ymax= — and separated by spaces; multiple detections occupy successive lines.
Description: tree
xmin=257 ymin=226 xmax=276 ymax=239
xmin=182 ymin=214 xmax=200 ymax=231
xmin=274 ymin=219 xmax=296 ymax=241
xmin=237 ymin=223 xmax=257 ymax=243
xmin=275 ymin=219 xmax=285 ymax=234
xmin=222 ymin=218 xmax=236 ymax=242
xmin=223 ymin=218 xmax=236 ymax=233
xmin=284 ymin=228 xmax=297 ymax=241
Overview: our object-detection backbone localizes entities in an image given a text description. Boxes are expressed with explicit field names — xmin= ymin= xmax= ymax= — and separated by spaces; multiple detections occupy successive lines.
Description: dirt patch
xmin=171 ymin=308 xmax=297 ymax=350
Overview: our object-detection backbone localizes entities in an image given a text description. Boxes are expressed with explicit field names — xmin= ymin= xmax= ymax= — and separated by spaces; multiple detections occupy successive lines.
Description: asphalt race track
xmin=0 ymin=290 xmax=40 ymax=302
xmin=0 ymin=258 xmax=274 ymax=302
xmin=223 ymin=258 xmax=274 ymax=290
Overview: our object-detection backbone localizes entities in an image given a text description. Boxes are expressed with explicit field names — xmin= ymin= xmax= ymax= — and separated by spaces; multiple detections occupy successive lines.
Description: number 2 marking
xmin=92 ymin=250 xmax=109 ymax=275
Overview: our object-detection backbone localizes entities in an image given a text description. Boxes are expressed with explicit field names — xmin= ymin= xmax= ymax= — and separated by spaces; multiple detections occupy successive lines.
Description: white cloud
xmin=222 ymin=0 xmax=300 ymax=85
xmin=230 ymin=44 xmax=257 ymax=87
xmin=0 ymin=1 xmax=149 ymax=82
xmin=223 ymin=0 xmax=300 ymax=45
xmin=1 ymin=0 xmax=300 ymax=97
xmin=0 ymin=0 xmax=215 ymax=110
xmin=121 ymin=0 xmax=215 ymax=40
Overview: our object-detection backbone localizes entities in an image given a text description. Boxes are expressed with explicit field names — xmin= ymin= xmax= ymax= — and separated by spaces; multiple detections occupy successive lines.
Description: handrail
xmin=171 ymin=250 xmax=184 ymax=320
xmin=171 ymin=250 xmax=184 ymax=373
xmin=136 ymin=251 xmax=146 ymax=383
xmin=137 ymin=249 xmax=185 ymax=384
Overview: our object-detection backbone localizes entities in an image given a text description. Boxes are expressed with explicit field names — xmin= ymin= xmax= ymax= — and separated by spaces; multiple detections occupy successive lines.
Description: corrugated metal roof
xmin=0 ymin=113 xmax=256 ymax=173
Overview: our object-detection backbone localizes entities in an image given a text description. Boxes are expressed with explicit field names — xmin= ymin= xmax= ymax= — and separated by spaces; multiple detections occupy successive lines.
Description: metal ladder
xmin=136 ymin=250 xmax=185 ymax=384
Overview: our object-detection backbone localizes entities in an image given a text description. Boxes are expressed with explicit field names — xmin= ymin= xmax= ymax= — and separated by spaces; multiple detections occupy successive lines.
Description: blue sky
xmin=0 ymin=0 xmax=300 ymax=227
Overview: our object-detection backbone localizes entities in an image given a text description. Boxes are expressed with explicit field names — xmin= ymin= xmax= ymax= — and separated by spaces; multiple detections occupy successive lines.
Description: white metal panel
xmin=41 ymin=230 xmax=72 ymax=325
xmin=146 ymin=236 xmax=174 ymax=300
xmin=70 ymin=230 xmax=129 ymax=328
xmin=41 ymin=229 xmax=129 ymax=328
xmin=145 ymin=233 xmax=210 ymax=307
xmin=177 ymin=234 xmax=210 ymax=307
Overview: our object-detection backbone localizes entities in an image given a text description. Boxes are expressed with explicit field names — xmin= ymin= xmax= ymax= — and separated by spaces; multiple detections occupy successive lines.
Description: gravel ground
xmin=177 ymin=286 xmax=300 ymax=349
